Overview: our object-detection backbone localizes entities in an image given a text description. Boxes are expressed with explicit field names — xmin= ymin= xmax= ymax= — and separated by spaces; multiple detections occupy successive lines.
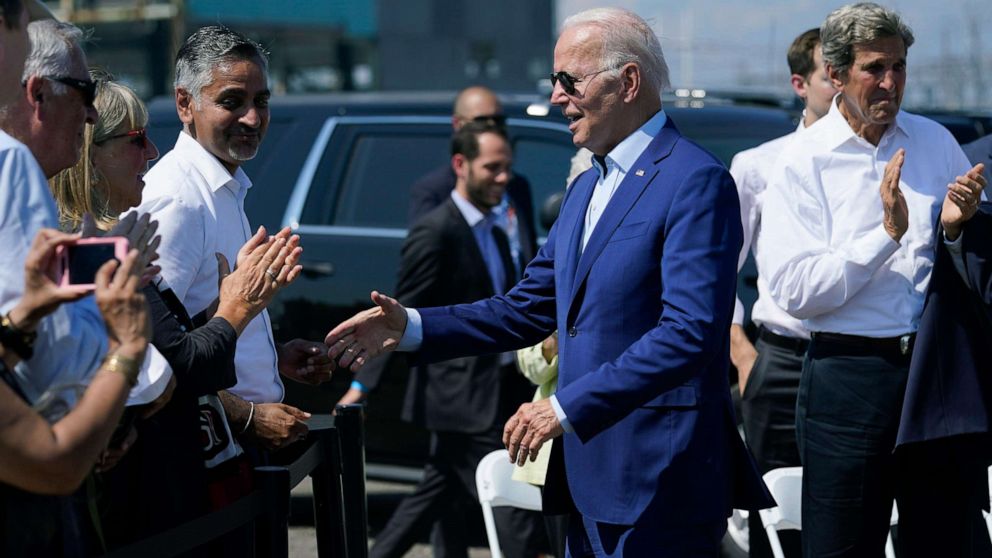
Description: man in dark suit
xmin=408 ymin=86 xmax=537 ymax=272
xmin=964 ymin=133 xmax=992 ymax=187
xmin=368 ymin=122 xmax=539 ymax=558
xmin=896 ymin=186 xmax=991 ymax=558
xmin=327 ymin=8 xmax=772 ymax=556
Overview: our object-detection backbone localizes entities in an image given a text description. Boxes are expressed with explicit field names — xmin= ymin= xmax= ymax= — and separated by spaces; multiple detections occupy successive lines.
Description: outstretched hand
xmin=324 ymin=291 xmax=408 ymax=371
xmin=941 ymin=163 xmax=987 ymax=241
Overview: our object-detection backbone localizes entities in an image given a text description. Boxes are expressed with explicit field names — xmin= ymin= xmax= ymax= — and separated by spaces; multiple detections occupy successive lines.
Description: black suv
xmin=147 ymin=91 xmax=796 ymax=471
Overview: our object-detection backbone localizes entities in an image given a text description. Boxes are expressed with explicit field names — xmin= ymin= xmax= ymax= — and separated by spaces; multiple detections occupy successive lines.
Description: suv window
xmin=512 ymin=134 xmax=577 ymax=235
xmin=300 ymin=123 xmax=450 ymax=228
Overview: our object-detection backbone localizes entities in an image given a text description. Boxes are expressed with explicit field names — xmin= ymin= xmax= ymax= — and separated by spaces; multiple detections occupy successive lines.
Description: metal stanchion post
xmin=254 ymin=466 xmax=291 ymax=558
xmin=312 ymin=426 xmax=348 ymax=557
xmin=335 ymin=403 xmax=369 ymax=558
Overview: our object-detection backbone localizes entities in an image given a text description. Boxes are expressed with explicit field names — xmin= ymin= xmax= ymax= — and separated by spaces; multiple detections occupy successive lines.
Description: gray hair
xmin=561 ymin=8 xmax=670 ymax=94
xmin=821 ymin=2 xmax=915 ymax=77
xmin=22 ymin=19 xmax=85 ymax=96
xmin=174 ymin=25 xmax=269 ymax=102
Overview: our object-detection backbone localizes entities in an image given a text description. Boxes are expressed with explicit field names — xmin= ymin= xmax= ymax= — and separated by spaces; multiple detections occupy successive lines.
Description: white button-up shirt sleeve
xmin=729 ymin=150 xmax=760 ymax=326
xmin=759 ymin=150 xmax=901 ymax=320
xmin=138 ymin=194 xmax=207 ymax=305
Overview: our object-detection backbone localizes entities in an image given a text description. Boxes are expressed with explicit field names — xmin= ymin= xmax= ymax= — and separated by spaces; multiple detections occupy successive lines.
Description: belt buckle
xmin=899 ymin=334 xmax=911 ymax=356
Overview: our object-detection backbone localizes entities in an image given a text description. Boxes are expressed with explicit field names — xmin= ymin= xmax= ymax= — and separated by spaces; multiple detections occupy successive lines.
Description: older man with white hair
xmin=325 ymin=7 xmax=772 ymax=556
xmin=759 ymin=3 xmax=987 ymax=556
xmin=0 ymin=16 xmax=171 ymax=409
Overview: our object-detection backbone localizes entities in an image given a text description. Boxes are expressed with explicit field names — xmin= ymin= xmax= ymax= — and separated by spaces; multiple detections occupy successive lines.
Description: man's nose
xmin=241 ymin=106 xmax=262 ymax=128
xmin=550 ymin=80 xmax=569 ymax=106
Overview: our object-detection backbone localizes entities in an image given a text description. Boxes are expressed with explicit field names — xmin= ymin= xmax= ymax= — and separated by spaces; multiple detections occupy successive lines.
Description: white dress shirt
xmin=729 ymin=121 xmax=810 ymax=339
xmin=758 ymin=98 xmax=973 ymax=337
xmin=399 ymin=110 xmax=669 ymax=432
xmin=140 ymin=132 xmax=282 ymax=403
xmin=0 ymin=131 xmax=171 ymax=407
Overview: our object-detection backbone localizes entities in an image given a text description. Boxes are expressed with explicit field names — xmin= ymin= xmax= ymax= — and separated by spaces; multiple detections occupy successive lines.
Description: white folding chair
xmin=758 ymin=466 xmax=897 ymax=558
xmin=475 ymin=449 xmax=543 ymax=558
xmin=984 ymin=466 xmax=992 ymax=541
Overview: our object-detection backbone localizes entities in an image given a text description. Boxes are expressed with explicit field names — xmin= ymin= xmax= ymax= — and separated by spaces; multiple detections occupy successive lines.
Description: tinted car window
xmin=332 ymin=133 xmax=448 ymax=228
xmin=512 ymin=135 xmax=578 ymax=235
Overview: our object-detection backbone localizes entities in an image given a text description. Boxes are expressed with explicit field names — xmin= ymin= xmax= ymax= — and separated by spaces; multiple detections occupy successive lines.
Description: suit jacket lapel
xmin=568 ymin=120 xmax=682 ymax=311
xmin=561 ymin=171 xmax=598 ymax=303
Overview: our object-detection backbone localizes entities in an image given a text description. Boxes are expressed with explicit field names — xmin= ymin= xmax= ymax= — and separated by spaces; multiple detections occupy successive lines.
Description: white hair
xmin=821 ymin=3 xmax=915 ymax=77
xmin=561 ymin=8 xmax=670 ymax=94
xmin=174 ymin=25 xmax=269 ymax=103
xmin=22 ymin=19 xmax=85 ymax=96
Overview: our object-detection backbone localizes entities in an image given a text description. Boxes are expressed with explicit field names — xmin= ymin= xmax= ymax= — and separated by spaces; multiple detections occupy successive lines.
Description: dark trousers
xmin=741 ymin=333 xmax=805 ymax=558
xmin=564 ymin=513 xmax=725 ymax=557
xmin=796 ymin=341 xmax=909 ymax=557
xmin=370 ymin=428 xmax=542 ymax=558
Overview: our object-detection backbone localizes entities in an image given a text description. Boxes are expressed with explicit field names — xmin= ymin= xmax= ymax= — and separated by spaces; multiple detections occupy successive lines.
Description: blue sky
xmin=555 ymin=0 xmax=992 ymax=109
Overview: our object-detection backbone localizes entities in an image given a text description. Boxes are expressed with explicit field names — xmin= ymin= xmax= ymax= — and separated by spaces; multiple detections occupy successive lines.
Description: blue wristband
xmin=350 ymin=380 xmax=368 ymax=393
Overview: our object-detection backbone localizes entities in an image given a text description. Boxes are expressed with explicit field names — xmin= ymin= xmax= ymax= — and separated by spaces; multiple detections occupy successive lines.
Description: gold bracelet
xmin=102 ymin=353 xmax=140 ymax=387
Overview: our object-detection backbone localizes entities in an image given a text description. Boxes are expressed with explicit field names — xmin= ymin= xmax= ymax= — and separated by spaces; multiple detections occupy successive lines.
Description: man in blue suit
xmin=326 ymin=7 xmax=772 ymax=556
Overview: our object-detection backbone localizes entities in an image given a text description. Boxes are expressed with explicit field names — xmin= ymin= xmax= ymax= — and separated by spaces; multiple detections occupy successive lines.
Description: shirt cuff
xmin=732 ymin=297 xmax=745 ymax=326
xmin=944 ymin=229 xmax=970 ymax=288
xmin=395 ymin=308 xmax=423 ymax=352
xmin=350 ymin=380 xmax=368 ymax=393
xmin=549 ymin=394 xmax=573 ymax=434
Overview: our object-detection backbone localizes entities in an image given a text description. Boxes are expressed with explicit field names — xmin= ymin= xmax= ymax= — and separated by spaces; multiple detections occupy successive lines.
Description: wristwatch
xmin=0 ymin=313 xmax=36 ymax=361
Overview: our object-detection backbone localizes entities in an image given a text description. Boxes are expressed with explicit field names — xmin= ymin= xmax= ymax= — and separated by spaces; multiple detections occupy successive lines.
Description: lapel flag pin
xmin=635 ymin=169 xmax=645 ymax=176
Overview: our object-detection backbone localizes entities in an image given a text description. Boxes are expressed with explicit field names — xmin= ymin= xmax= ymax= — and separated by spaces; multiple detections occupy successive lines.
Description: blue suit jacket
xmin=416 ymin=119 xmax=773 ymax=526
xmin=897 ymin=202 xmax=992 ymax=455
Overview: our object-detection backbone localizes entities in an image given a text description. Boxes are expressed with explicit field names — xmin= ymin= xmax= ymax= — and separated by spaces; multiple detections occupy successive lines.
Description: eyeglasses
xmin=98 ymin=128 xmax=149 ymax=149
xmin=47 ymin=76 xmax=97 ymax=107
xmin=549 ymin=66 xmax=619 ymax=96
xmin=470 ymin=114 xmax=507 ymax=127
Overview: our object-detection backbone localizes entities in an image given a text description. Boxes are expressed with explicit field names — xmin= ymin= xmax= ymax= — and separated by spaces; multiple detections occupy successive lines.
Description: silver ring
xmin=265 ymin=269 xmax=278 ymax=282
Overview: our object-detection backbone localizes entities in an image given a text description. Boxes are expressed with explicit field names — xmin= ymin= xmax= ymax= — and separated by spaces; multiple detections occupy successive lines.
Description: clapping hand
xmin=941 ymin=163 xmax=987 ymax=241
xmin=324 ymin=291 xmax=408 ymax=371
xmin=880 ymin=148 xmax=908 ymax=242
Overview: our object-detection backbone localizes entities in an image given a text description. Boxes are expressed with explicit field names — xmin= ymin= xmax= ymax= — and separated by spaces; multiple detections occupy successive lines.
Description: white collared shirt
xmin=583 ymin=110 xmax=668 ymax=251
xmin=140 ymin=131 xmax=282 ymax=403
xmin=729 ymin=121 xmax=810 ymax=339
xmin=0 ymin=131 xmax=171 ymax=406
xmin=758 ymin=98 xmax=972 ymax=337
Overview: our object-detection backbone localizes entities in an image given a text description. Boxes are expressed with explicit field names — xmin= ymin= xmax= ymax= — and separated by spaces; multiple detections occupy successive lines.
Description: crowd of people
xmin=2 ymin=0 xmax=992 ymax=557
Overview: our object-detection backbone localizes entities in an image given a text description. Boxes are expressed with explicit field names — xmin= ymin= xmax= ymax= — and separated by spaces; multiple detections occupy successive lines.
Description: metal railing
xmin=103 ymin=404 xmax=368 ymax=558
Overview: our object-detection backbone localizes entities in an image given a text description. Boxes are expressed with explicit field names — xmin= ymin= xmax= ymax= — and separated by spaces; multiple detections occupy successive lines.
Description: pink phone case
xmin=56 ymin=237 xmax=130 ymax=291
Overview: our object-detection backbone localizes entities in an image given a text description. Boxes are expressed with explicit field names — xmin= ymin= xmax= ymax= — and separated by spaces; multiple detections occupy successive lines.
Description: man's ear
xmin=790 ymin=73 xmax=808 ymax=101
xmin=24 ymin=76 xmax=45 ymax=112
xmin=619 ymin=62 xmax=641 ymax=104
xmin=451 ymin=153 xmax=468 ymax=179
xmin=827 ymin=64 xmax=845 ymax=91
xmin=176 ymin=87 xmax=195 ymax=127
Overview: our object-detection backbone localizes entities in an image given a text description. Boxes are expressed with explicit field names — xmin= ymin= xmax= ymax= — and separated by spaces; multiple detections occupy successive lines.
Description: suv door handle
xmin=300 ymin=261 xmax=335 ymax=278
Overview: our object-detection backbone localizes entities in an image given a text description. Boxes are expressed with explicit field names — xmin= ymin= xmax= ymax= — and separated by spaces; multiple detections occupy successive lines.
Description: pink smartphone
xmin=56 ymin=237 xmax=130 ymax=291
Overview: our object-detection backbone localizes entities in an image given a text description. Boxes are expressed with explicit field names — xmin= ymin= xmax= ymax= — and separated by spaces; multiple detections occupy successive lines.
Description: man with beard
xmin=140 ymin=25 xmax=333 ymax=453
xmin=368 ymin=122 xmax=541 ymax=558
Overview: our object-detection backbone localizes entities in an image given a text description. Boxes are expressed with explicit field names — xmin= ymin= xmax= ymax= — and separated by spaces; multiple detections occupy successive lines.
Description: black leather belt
xmin=757 ymin=326 xmax=810 ymax=354
xmin=811 ymin=331 xmax=916 ymax=359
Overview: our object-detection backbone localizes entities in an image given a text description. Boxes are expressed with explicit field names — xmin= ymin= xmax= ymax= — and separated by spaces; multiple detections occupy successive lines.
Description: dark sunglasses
xmin=549 ymin=67 xmax=617 ymax=96
xmin=99 ymin=128 xmax=149 ymax=149
xmin=48 ymin=76 xmax=97 ymax=107
xmin=471 ymin=114 xmax=507 ymax=127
